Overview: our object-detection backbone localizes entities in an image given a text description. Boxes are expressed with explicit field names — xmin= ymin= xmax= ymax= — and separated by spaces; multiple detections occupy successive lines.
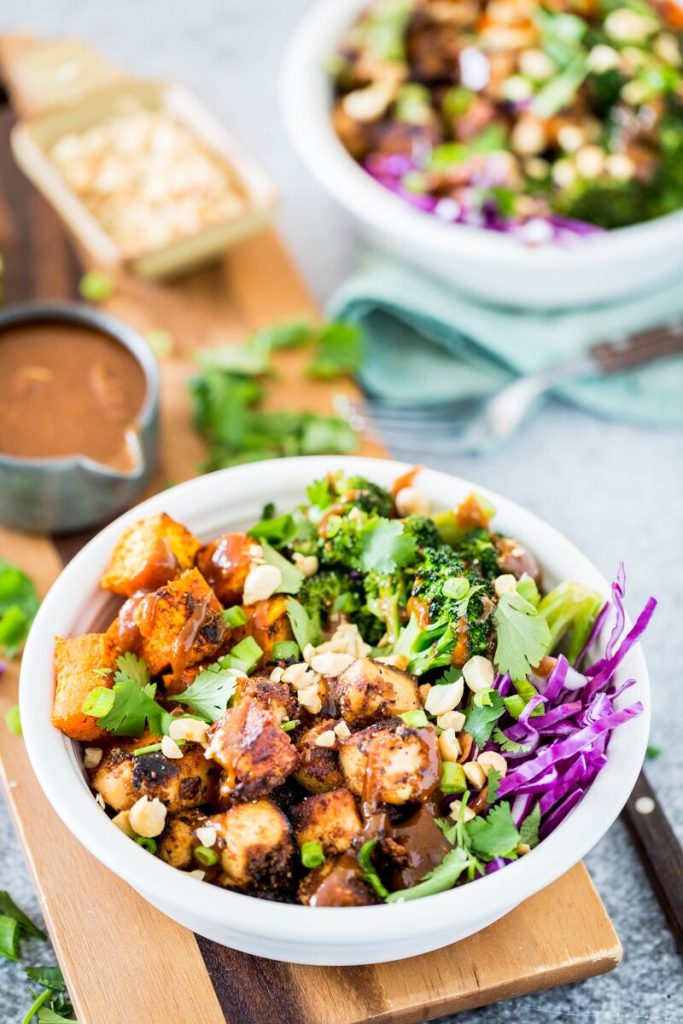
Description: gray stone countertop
xmin=1 ymin=1 xmax=681 ymax=1021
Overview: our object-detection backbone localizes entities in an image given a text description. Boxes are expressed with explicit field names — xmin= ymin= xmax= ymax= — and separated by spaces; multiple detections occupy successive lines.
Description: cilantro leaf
xmin=387 ymin=847 xmax=480 ymax=902
xmin=464 ymin=689 xmax=505 ymax=746
xmin=0 ymin=892 xmax=45 ymax=940
xmin=466 ymin=802 xmax=521 ymax=860
xmin=487 ymin=767 xmax=502 ymax=802
xmin=260 ymin=541 xmax=304 ymax=595
xmin=285 ymin=598 xmax=317 ymax=650
xmin=360 ymin=519 xmax=416 ymax=574
xmin=25 ymin=965 xmax=67 ymax=991
xmin=491 ymin=726 xmax=532 ymax=755
xmin=168 ymin=659 xmax=240 ymax=723
xmin=306 ymin=478 xmax=333 ymax=510
xmin=0 ymin=559 xmax=39 ymax=657
xmin=96 ymin=679 xmax=164 ymax=737
xmin=433 ymin=666 xmax=463 ymax=687
xmin=519 ymin=804 xmax=541 ymax=850
xmin=307 ymin=321 xmax=364 ymax=379
xmin=249 ymin=513 xmax=297 ymax=548
xmin=494 ymin=591 xmax=551 ymax=683
xmin=37 ymin=1008 xmax=77 ymax=1024
xmin=113 ymin=652 xmax=150 ymax=687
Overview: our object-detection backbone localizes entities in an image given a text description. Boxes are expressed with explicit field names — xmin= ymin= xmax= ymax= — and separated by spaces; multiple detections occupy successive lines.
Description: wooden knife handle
xmin=622 ymin=770 xmax=683 ymax=955
xmin=591 ymin=323 xmax=683 ymax=375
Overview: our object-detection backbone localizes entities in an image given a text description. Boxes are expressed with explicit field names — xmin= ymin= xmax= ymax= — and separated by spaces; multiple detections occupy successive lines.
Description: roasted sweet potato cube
xmin=91 ymin=737 xmax=217 ymax=812
xmin=298 ymin=854 xmax=379 ymax=907
xmin=339 ymin=720 xmax=440 ymax=805
xmin=294 ymin=719 xmax=345 ymax=794
xmin=52 ymin=633 xmax=118 ymax=741
xmin=206 ymin=698 xmax=299 ymax=799
xmin=228 ymin=596 xmax=293 ymax=662
xmin=133 ymin=568 xmax=226 ymax=677
xmin=100 ymin=513 xmax=201 ymax=597
xmin=336 ymin=658 xmax=420 ymax=726
xmin=210 ymin=799 xmax=294 ymax=892
xmin=293 ymin=788 xmax=362 ymax=856
xmin=196 ymin=532 xmax=261 ymax=604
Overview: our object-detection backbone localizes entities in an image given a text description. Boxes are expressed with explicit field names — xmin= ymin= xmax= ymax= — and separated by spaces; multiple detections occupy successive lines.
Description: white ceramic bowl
xmin=280 ymin=0 xmax=683 ymax=309
xmin=21 ymin=456 xmax=649 ymax=965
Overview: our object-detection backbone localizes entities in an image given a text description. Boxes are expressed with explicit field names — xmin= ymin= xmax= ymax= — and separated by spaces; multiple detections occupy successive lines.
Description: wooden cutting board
xmin=0 ymin=38 xmax=621 ymax=1024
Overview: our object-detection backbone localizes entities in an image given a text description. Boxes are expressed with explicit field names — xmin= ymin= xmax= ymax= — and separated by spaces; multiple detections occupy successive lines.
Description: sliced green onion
xmin=226 ymin=636 xmax=263 ymax=674
xmin=79 ymin=269 xmax=115 ymax=302
xmin=300 ymin=841 xmax=325 ymax=869
xmin=133 ymin=742 xmax=161 ymax=756
xmin=440 ymin=761 xmax=466 ymax=794
xmin=135 ymin=837 xmax=157 ymax=854
xmin=145 ymin=328 xmax=174 ymax=359
xmin=194 ymin=845 xmax=219 ymax=867
xmin=280 ymin=719 xmax=299 ymax=733
xmin=400 ymin=709 xmax=429 ymax=728
xmin=442 ymin=576 xmax=470 ymax=600
xmin=222 ymin=606 xmax=248 ymax=627
xmin=82 ymin=686 xmax=115 ymax=718
xmin=272 ymin=640 xmax=300 ymax=662
xmin=5 ymin=705 xmax=22 ymax=736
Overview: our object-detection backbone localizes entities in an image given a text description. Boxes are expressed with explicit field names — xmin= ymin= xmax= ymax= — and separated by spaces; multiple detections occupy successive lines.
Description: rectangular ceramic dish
xmin=11 ymin=78 xmax=278 ymax=279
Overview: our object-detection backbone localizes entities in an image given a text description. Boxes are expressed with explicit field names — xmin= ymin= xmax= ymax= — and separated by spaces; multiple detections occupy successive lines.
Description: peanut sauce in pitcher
xmin=0 ymin=321 xmax=147 ymax=471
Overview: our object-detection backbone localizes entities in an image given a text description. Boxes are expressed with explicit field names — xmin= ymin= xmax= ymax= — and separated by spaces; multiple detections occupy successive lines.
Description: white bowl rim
xmin=280 ymin=0 xmax=683 ymax=269
xmin=20 ymin=455 xmax=650 ymax=948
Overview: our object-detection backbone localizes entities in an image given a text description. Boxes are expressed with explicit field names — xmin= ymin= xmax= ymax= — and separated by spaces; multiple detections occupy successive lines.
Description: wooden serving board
xmin=0 ymin=39 xmax=622 ymax=1024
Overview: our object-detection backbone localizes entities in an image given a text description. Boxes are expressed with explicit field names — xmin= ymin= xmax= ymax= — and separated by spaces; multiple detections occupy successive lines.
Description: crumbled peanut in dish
xmin=49 ymin=109 xmax=249 ymax=257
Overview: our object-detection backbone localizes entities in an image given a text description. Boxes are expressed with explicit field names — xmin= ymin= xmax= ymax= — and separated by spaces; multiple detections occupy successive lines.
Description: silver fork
xmin=337 ymin=322 xmax=683 ymax=456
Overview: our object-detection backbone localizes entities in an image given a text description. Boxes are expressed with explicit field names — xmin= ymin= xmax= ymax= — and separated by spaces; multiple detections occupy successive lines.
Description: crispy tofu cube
xmin=294 ymin=719 xmax=345 ymax=794
xmin=293 ymin=788 xmax=362 ymax=855
xmin=336 ymin=658 xmax=420 ymax=726
xmin=134 ymin=568 xmax=226 ymax=677
xmin=157 ymin=809 xmax=208 ymax=869
xmin=339 ymin=720 xmax=440 ymax=805
xmin=228 ymin=596 xmax=293 ymax=662
xmin=210 ymin=799 xmax=294 ymax=892
xmin=100 ymin=513 xmax=201 ymax=597
xmin=91 ymin=738 xmax=216 ymax=812
xmin=298 ymin=854 xmax=378 ymax=907
xmin=206 ymin=698 xmax=299 ymax=799
xmin=196 ymin=532 xmax=261 ymax=604
xmin=52 ymin=633 xmax=118 ymax=741
xmin=232 ymin=674 xmax=297 ymax=726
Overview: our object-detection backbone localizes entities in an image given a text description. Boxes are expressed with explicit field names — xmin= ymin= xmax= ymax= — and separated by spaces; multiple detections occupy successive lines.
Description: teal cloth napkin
xmin=326 ymin=255 xmax=683 ymax=428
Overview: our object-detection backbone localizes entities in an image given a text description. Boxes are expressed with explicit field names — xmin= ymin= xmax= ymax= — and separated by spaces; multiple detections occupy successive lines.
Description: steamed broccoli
xmin=453 ymin=528 xmax=500 ymax=581
xmin=402 ymin=514 xmax=444 ymax=551
xmin=394 ymin=546 xmax=494 ymax=674
xmin=307 ymin=472 xmax=393 ymax=518
xmin=363 ymin=570 xmax=408 ymax=646
xmin=298 ymin=570 xmax=361 ymax=642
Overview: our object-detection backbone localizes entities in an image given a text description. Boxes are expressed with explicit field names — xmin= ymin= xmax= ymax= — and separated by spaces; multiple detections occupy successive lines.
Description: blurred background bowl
xmin=281 ymin=0 xmax=683 ymax=310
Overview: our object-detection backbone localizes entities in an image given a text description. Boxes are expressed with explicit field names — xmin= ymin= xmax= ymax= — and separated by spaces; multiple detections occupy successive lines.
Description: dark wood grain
xmin=622 ymin=771 xmax=683 ymax=955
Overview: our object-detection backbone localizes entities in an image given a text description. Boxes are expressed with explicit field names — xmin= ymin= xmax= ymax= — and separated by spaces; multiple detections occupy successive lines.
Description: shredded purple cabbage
xmin=469 ymin=568 xmax=654 ymax=851
xmin=362 ymin=156 xmax=605 ymax=246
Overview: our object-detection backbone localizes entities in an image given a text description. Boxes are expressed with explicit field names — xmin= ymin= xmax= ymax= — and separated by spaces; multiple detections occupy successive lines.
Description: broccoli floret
xmin=339 ymin=475 xmax=393 ymax=517
xmin=363 ymin=570 xmax=408 ymax=646
xmin=402 ymin=514 xmax=444 ymax=551
xmin=453 ymin=529 xmax=500 ymax=581
xmin=394 ymin=546 xmax=494 ymax=674
xmin=318 ymin=510 xmax=367 ymax=570
xmin=299 ymin=570 xmax=361 ymax=642
xmin=412 ymin=546 xmax=467 ymax=618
